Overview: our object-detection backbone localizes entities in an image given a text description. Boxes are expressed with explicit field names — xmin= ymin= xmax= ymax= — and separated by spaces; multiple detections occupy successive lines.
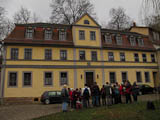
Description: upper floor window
xmin=8 ymin=72 xmax=17 ymax=87
xmin=151 ymin=54 xmax=155 ymax=62
xmin=60 ymin=50 xmax=67 ymax=60
xmin=134 ymin=53 xmax=139 ymax=62
xmin=84 ymin=20 xmax=90 ymax=24
xmin=44 ymin=72 xmax=53 ymax=86
xmin=45 ymin=29 xmax=52 ymax=40
xmin=45 ymin=49 xmax=52 ymax=60
xmin=60 ymin=72 xmax=68 ymax=85
xmin=25 ymin=28 xmax=33 ymax=39
xmin=130 ymin=37 xmax=136 ymax=46
xmin=138 ymin=38 xmax=144 ymax=46
xmin=108 ymin=52 xmax=114 ymax=62
xmin=105 ymin=35 xmax=112 ymax=44
xmin=90 ymin=31 xmax=96 ymax=40
xmin=79 ymin=51 xmax=85 ymax=61
xmin=11 ymin=48 xmax=19 ymax=60
xmin=120 ymin=52 xmax=125 ymax=62
xmin=59 ymin=30 xmax=66 ymax=41
xmin=116 ymin=36 xmax=123 ymax=45
xmin=91 ymin=51 xmax=97 ymax=61
xmin=142 ymin=54 xmax=147 ymax=62
xmin=79 ymin=30 xmax=85 ymax=40
xmin=24 ymin=48 xmax=32 ymax=60
xmin=23 ymin=72 xmax=32 ymax=86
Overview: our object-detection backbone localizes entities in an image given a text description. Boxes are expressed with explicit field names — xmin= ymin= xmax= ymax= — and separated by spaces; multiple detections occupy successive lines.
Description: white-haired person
xmin=61 ymin=84 xmax=69 ymax=112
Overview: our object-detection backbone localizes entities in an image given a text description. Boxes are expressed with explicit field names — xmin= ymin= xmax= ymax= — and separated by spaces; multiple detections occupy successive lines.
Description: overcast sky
xmin=2 ymin=0 xmax=144 ymax=25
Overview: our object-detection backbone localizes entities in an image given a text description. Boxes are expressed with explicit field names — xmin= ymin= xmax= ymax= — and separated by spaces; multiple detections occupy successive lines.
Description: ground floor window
xmin=136 ymin=72 xmax=142 ymax=83
xmin=122 ymin=72 xmax=127 ymax=83
xmin=109 ymin=72 xmax=116 ymax=84
xmin=60 ymin=72 xmax=68 ymax=85
xmin=145 ymin=72 xmax=150 ymax=83
xmin=8 ymin=72 xmax=17 ymax=87
xmin=23 ymin=72 xmax=32 ymax=86
xmin=44 ymin=72 xmax=53 ymax=85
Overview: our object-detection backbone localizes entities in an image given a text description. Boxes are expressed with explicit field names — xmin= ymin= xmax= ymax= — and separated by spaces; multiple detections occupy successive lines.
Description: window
xmin=151 ymin=54 xmax=155 ymax=62
xmin=108 ymin=52 xmax=114 ymax=61
xmin=45 ymin=29 xmax=52 ymax=40
xmin=120 ymin=52 xmax=125 ymax=62
xmin=145 ymin=72 xmax=150 ymax=83
xmin=59 ymin=30 xmax=66 ymax=41
xmin=45 ymin=49 xmax=52 ymax=60
xmin=79 ymin=30 xmax=85 ymax=40
xmin=60 ymin=50 xmax=67 ymax=60
xmin=11 ymin=48 xmax=19 ymax=60
xmin=24 ymin=48 xmax=32 ymax=60
xmin=60 ymin=72 xmax=68 ymax=85
xmin=105 ymin=35 xmax=112 ymax=44
xmin=142 ymin=54 xmax=147 ymax=62
xmin=136 ymin=72 xmax=142 ymax=83
xmin=134 ymin=53 xmax=139 ymax=62
xmin=122 ymin=72 xmax=127 ymax=83
xmin=8 ymin=72 xmax=17 ymax=87
xmin=116 ymin=36 xmax=123 ymax=45
xmin=91 ymin=51 xmax=97 ymax=61
xmin=49 ymin=91 xmax=56 ymax=96
xmin=130 ymin=37 xmax=136 ymax=46
xmin=90 ymin=31 xmax=96 ymax=40
xmin=84 ymin=20 xmax=90 ymax=24
xmin=44 ymin=72 xmax=53 ymax=86
xmin=79 ymin=51 xmax=85 ymax=60
xmin=109 ymin=72 xmax=116 ymax=84
xmin=138 ymin=38 xmax=144 ymax=46
xmin=25 ymin=28 xmax=33 ymax=39
xmin=23 ymin=72 xmax=32 ymax=86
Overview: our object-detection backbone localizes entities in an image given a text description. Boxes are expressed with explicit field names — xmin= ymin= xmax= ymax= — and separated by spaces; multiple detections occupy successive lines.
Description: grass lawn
xmin=33 ymin=101 xmax=160 ymax=120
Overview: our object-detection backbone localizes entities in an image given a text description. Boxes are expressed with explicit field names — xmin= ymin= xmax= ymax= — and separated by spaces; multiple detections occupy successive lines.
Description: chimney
xmin=133 ymin=22 xmax=136 ymax=27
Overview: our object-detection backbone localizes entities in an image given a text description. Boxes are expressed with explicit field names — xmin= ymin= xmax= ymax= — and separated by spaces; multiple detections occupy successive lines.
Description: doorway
xmin=85 ymin=72 xmax=94 ymax=88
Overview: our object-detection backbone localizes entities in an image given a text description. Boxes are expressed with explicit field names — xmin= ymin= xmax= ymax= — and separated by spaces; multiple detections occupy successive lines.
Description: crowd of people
xmin=61 ymin=81 xmax=139 ymax=112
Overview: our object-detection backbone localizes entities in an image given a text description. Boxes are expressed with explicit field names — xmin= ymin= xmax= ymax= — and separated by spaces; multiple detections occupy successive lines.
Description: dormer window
xmin=25 ymin=28 xmax=33 ymax=39
xmin=84 ymin=20 xmax=90 ymax=24
xmin=130 ymin=37 xmax=136 ymax=46
xmin=116 ymin=36 xmax=123 ymax=45
xmin=59 ymin=30 xmax=66 ymax=41
xmin=138 ymin=38 xmax=144 ymax=46
xmin=45 ymin=29 xmax=52 ymax=40
xmin=105 ymin=34 xmax=112 ymax=44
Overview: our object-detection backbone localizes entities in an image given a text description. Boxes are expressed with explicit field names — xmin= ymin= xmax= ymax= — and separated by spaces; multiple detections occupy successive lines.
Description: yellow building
xmin=0 ymin=13 xmax=159 ymax=103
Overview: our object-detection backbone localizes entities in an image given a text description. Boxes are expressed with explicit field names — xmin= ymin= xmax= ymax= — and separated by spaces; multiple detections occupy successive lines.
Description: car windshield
xmin=49 ymin=91 xmax=56 ymax=96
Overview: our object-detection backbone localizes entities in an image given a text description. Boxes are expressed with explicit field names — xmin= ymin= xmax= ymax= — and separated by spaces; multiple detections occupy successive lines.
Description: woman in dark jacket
xmin=124 ymin=81 xmax=132 ymax=104
xmin=132 ymin=82 xmax=139 ymax=102
xmin=61 ymin=85 xmax=69 ymax=112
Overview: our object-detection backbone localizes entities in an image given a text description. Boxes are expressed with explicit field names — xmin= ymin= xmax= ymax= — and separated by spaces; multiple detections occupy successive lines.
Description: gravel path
xmin=0 ymin=94 xmax=160 ymax=120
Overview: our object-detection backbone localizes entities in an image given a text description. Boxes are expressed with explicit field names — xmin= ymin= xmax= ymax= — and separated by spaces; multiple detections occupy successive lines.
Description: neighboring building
xmin=0 ymin=13 xmax=159 ymax=103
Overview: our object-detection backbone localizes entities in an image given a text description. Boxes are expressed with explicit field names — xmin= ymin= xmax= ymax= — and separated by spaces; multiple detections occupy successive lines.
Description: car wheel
xmin=139 ymin=91 xmax=142 ymax=95
xmin=45 ymin=99 xmax=50 ymax=105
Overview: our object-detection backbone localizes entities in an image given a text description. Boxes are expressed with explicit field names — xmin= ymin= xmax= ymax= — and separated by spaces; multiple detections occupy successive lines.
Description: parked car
xmin=41 ymin=91 xmax=62 ymax=104
xmin=138 ymin=84 xmax=154 ymax=95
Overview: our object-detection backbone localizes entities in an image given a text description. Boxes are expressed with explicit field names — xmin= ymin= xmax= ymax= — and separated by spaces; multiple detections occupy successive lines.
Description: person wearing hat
xmin=61 ymin=84 xmax=69 ymax=112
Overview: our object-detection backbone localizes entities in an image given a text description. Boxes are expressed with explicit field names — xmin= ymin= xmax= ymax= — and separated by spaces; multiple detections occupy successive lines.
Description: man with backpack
xmin=82 ymin=84 xmax=91 ymax=108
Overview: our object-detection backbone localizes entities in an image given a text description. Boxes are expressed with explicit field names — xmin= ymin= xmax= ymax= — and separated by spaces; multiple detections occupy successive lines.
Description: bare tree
xmin=50 ymin=0 xmax=95 ymax=24
xmin=143 ymin=0 xmax=160 ymax=13
xmin=13 ymin=6 xmax=32 ymax=24
xmin=107 ymin=7 xmax=133 ymax=30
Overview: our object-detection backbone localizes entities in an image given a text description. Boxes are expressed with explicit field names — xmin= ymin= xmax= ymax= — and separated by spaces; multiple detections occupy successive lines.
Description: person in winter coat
xmin=91 ymin=82 xmax=100 ymax=107
xmin=72 ymin=88 xmax=79 ymax=109
xmin=132 ymin=82 xmax=139 ymax=102
xmin=124 ymin=81 xmax=132 ymax=104
xmin=101 ymin=85 xmax=106 ymax=106
xmin=105 ymin=82 xmax=112 ymax=106
xmin=61 ymin=84 xmax=69 ymax=112
xmin=82 ymin=84 xmax=91 ymax=108
xmin=119 ymin=82 xmax=124 ymax=103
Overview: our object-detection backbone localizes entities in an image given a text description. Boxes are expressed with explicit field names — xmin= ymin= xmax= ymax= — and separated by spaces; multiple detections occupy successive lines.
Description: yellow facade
xmin=1 ymin=14 xmax=159 ymax=101
xmin=130 ymin=27 xmax=149 ymax=36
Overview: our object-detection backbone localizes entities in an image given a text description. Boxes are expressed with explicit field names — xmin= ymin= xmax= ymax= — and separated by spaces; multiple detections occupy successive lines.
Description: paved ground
xmin=0 ymin=94 xmax=160 ymax=120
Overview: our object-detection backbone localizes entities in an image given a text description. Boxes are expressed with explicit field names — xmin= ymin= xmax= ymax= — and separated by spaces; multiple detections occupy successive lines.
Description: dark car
xmin=41 ymin=91 xmax=62 ymax=104
xmin=138 ymin=84 xmax=154 ymax=95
